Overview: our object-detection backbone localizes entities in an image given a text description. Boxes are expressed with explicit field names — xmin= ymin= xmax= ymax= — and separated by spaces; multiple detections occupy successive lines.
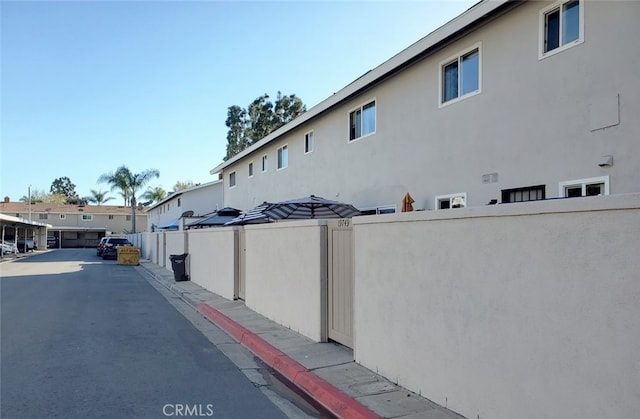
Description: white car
xmin=2 ymin=241 xmax=18 ymax=254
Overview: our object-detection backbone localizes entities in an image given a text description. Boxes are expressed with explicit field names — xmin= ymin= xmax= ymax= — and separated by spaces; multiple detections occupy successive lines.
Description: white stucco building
xmin=210 ymin=0 xmax=639 ymax=213
xmin=145 ymin=180 xmax=224 ymax=231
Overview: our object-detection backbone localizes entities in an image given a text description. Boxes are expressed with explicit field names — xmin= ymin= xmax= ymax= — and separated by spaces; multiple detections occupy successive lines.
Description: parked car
xmin=101 ymin=237 xmax=132 ymax=260
xmin=96 ymin=237 xmax=108 ymax=256
xmin=47 ymin=235 xmax=58 ymax=248
xmin=17 ymin=238 xmax=36 ymax=253
xmin=2 ymin=241 xmax=18 ymax=255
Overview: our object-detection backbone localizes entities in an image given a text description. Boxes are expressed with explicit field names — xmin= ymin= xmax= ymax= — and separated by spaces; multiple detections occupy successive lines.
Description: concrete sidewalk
xmin=137 ymin=260 xmax=465 ymax=419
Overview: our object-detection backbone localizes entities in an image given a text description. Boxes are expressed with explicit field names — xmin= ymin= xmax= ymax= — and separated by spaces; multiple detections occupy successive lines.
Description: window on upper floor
xmin=540 ymin=0 xmax=583 ymax=59
xmin=359 ymin=205 xmax=397 ymax=215
xmin=81 ymin=214 xmax=93 ymax=221
xmin=435 ymin=193 xmax=467 ymax=210
xmin=229 ymin=171 xmax=237 ymax=188
xmin=178 ymin=198 xmax=181 ymax=207
xmin=349 ymin=100 xmax=376 ymax=141
xmin=440 ymin=44 xmax=481 ymax=106
xmin=502 ymin=185 xmax=546 ymax=203
xmin=304 ymin=131 xmax=314 ymax=154
xmin=559 ymin=176 xmax=609 ymax=198
xmin=39 ymin=214 xmax=48 ymax=220
xmin=108 ymin=215 xmax=114 ymax=220
xmin=126 ymin=215 xmax=132 ymax=221
xmin=277 ymin=145 xmax=288 ymax=170
xmin=248 ymin=161 xmax=254 ymax=177
xmin=60 ymin=214 xmax=66 ymax=219
xmin=261 ymin=155 xmax=268 ymax=172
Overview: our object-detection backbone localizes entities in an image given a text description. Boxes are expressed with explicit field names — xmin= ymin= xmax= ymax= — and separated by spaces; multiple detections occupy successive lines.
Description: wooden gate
xmin=327 ymin=219 xmax=354 ymax=348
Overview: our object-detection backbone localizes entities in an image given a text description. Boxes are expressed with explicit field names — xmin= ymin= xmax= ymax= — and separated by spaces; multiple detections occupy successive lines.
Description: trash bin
xmin=169 ymin=253 xmax=189 ymax=282
xmin=117 ymin=246 xmax=140 ymax=265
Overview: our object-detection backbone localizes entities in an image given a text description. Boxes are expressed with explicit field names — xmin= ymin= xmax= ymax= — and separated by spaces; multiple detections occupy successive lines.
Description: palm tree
xmin=98 ymin=165 xmax=160 ymax=233
xmin=98 ymin=166 xmax=131 ymax=206
xmin=85 ymin=189 xmax=115 ymax=205
xmin=142 ymin=186 xmax=167 ymax=204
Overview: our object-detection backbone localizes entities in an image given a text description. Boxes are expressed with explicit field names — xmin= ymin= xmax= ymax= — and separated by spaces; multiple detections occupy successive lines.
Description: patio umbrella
xmin=401 ymin=192 xmax=415 ymax=212
xmin=187 ymin=207 xmax=242 ymax=228
xmin=263 ymin=195 xmax=360 ymax=220
xmin=224 ymin=202 xmax=274 ymax=226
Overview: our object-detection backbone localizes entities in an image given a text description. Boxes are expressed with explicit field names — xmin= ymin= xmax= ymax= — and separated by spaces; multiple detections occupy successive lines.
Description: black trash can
xmin=169 ymin=253 xmax=189 ymax=282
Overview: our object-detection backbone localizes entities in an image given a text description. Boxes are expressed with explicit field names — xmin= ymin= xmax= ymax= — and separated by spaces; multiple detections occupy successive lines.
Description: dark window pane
xmin=566 ymin=187 xmax=582 ymax=197
xmin=443 ymin=61 xmax=459 ymax=102
xmin=545 ymin=9 xmax=560 ymax=52
xmin=439 ymin=200 xmax=451 ymax=209
xmin=586 ymin=183 xmax=603 ymax=196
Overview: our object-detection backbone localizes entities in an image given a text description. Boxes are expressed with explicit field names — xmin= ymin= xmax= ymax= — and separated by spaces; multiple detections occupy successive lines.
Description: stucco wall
xmin=164 ymin=231 xmax=187 ymax=272
xmin=188 ymin=228 xmax=237 ymax=300
xmin=244 ymin=220 xmax=327 ymax=342
xmin=221 ymin=1 xmax=639 ymax=213
xmin=352 ymin=194 xmax=640 ymax=419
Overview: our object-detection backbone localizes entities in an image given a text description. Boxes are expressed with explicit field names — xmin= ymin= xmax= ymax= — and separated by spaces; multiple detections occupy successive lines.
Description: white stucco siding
xmin=188 ymin=228 xmax=236 ymax=300
xmin=353 ymin=194 xmax=640 ymax=419
xmin=243 ymin=221 xmax=326 ymax=342
xmin=221 ymin=1 xmax=639 ymax=212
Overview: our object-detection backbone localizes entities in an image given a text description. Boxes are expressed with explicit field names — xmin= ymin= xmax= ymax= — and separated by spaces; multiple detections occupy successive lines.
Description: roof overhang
xmin=0 ymin=214 xmax=52 ymax=229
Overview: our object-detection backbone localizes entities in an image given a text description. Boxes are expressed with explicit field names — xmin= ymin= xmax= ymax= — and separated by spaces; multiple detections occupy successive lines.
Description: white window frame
xmin=439 ymin=43 xmax=481 ymax=107
xmin=304 ymin=130 xmax=314 ymax=154
xmin=348 ymin=99 xmax=376 ymax=142
xmin=538 ymin=0 xmax=584 ymax=60
xmin=261 ymin=154 xmax=268 ymax=172
xmin=558 ymin=176 xmax=609 ymax=198
xmin=277 ymin=145 xmax=288 ymax=170
xmin=229 ymin=171 xmax=237 ymax=188
xmin=60 ymin=214 xmax=66 ymax=219
xmin=248 ymin=161 xmax=254 ymax=178
xmin=435 ymin=192 xmax=467 ymax=210
xmin=81 ymin=214 xmax=93 ymax=221
xmin=108 ymin=215 xmax=114 ymax=220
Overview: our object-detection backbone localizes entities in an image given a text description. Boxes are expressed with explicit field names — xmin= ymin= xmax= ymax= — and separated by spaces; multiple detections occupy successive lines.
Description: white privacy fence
xmin=130 ymin=193 xmax=640 ymax=419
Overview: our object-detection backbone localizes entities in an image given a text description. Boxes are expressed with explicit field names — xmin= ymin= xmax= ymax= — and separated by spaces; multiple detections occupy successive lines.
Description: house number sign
xmin=337 ymin=219 xmax=350 ymax=227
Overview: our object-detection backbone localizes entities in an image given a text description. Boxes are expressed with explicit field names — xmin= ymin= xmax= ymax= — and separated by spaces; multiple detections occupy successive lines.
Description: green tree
xmin=142 ymin=186 xmax=167 ymax=203
xmin=98 ymin=165 xmax=160 ymax=233
xmin=50 ymin=177 xmax=79 ymax=203
xmin=19 ymin=188 xmax=47 ymax=203
xmin=85 ymin=189 xmax=115 ymax=205
xmin=224 ymin=92 xmax=306 ymax=160
xmin=224 ymin=105 xmax=248 ymax=161
xmin=173 ymin=180 xmax=194 ymax=191
xmin=98 ymin=166 xmax=131 ymax=205
xmin=246 ymin=94 xmax=275 ymax=145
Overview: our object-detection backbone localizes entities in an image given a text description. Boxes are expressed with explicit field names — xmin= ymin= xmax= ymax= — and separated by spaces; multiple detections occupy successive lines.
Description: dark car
xmin=101 ymin=237 xmax=132 ymax=260
xmin=17 ymin=238 xmax=36 ymax=253
xmin=47 ymin=235 xmax=58 ymax=248
xmin=96 ymin=237 xmax=108 ymax=256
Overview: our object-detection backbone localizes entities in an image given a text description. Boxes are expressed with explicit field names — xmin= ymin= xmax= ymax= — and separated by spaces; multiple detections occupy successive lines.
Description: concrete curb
xmin=197 ymin=303 xmax=382 ymax=419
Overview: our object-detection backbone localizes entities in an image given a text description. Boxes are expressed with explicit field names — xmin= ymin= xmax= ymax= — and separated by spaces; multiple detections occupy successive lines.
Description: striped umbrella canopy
xmin=224 ymin=202 xmax=273 ymax=226
xmin=263 ymin=195 xmax=360 ymax=220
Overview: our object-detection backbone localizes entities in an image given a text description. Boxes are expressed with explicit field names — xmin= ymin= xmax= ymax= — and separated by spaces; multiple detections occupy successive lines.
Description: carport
xmin=0 ymin=214 xmax=51 ymax=259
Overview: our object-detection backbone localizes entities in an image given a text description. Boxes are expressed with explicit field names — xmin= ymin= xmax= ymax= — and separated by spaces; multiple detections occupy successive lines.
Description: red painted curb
xmin=197 ymin=303 xmax=382 ymax=419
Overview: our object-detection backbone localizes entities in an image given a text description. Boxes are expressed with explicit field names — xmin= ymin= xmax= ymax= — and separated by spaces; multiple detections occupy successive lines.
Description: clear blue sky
xmin=1 ymin=0 xmax=477 ymax=203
